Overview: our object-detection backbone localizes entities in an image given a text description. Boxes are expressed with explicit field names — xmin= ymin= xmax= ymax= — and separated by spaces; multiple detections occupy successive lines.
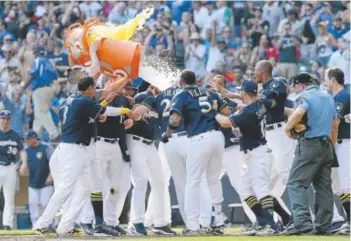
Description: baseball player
xmin=0 ymin=110 xmax=26 ymax=230
xmin=133 ymin=85 xmax=213 ymax=229
xmin=33 ymin=76 xmax=130 ymax=237
xmin=126 ymin=85 xmax=176 ymax=236
xmin=324 ymin=67 xmax=350 ymax=233
xmin=19 ymin=130 xmax=54 ymax=226
xmin=215 ymin=80 xmax=280 ymax=235
xmin=162 ymin=69 xmax=231 ymax=234
xmin=254 ymin=60 xmax=292 ymax=226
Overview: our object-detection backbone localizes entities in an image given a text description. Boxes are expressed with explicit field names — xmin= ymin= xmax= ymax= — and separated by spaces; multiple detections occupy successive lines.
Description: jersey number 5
xmin=199 ymin=96 xmax=211 ymax=114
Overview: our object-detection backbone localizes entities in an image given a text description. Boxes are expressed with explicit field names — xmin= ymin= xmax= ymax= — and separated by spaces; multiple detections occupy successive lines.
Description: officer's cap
xmin=0 ymin=110 xmax=11 ymax=118
xmin=25 ymin=130 xmax=38 ymax=140
xmin=291 ymin=72 xmax=314 ymax=87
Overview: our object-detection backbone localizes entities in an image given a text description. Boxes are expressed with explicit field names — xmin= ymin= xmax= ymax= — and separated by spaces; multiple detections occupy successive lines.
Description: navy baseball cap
xmin=291 ymin=72 xmax=314 ymax=87
xmin=25 ymin=130 xmax=38 ymax=140
xmin=241 ymin=80 xmax=258 ymax=94
xmin=35 ymin=46 xmax=46 ymax=56
xmin=123 ymin=82 xmax=137 ymax=90
xmin=0 ymin=110 xmax=11 ymax=118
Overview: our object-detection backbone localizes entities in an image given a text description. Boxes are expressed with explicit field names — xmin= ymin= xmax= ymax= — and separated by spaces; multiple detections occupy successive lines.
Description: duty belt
xmin=97 ymin=136 xmax=119 ymax=144
xmin=266 ymin=122 xmax=283 ymax=131
xmin=132 ymin=136 xmax=154 ymax=146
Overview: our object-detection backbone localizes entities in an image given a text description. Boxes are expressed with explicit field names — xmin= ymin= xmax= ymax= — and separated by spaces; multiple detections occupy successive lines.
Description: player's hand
xmin=45 ymin=175 xmax=53 ymax=185
xmin=123 ymin=119 xmax=134 ymax=129
xmin=285 ymin=127 xmax=296 ymax=139
xmin=98 ymin=115 xmax=107 ymax=123
xmin=19 ymin=165 xmax=28 ymax=176
xmin=161 ymin=133 xmax=169 ymax=143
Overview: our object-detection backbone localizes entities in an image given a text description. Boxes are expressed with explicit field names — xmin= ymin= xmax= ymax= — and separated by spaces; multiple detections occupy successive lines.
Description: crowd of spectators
xmin=0 ymin=0 xmax=349 ymax=140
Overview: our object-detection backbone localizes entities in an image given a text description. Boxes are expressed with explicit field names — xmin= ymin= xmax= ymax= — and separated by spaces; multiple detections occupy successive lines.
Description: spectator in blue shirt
xmin=46 ymin=41 xmax=69 ymax=77
xmin=328 ymin=17 xmax=350 ymax=40
xmin=21 ymin=47 xmax=60 ymax=141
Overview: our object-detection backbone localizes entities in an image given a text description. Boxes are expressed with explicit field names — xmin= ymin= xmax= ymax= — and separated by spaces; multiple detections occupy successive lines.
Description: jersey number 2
xmin=199 ymin=96 xmax=211 ymax=114
xmin=161 ymin=99 xmax=171 ymax=117
xmin=62 ymin=106 xmax=69 ymax=124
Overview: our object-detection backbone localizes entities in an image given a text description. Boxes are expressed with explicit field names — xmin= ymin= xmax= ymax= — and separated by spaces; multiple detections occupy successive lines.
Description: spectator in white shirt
xmin=201 ymin=1 xmax=217 ymax=39
xmin=108 ymin=2 xmax=129 ymax=24
xmin=206 ymin=21 xmax=225 ymax=73
xmin=213 ymin=1 xmax=233 ymax=32
xmin=184 ymin=33 xmax=206 ymax=77
xmin=79 ymin=1 xmax=102 ymax=18
xmin=328 ymin=38 xmax=348 ymax=69
xmin=192 ymin=1 xmax=209 ymax=30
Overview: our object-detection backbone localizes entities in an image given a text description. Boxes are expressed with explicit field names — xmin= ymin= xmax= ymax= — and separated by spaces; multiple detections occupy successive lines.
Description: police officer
xmin=34 ymin=76 xmax=130 ymax=237
xmin=20 ymin=130 xmax=54 ymax=226
xmin=127 ymin=85 xmax=175 ymax=236
xmin=283 ymin=72 xmax=337 ymax=235
xmin=215 ymin=80 xmax=280 ymax=236
xmin=324 ymin=68 xmax=350 ymax=223
xmin=163 ymin=69 xmax=231 ymax=234
xmin=0 ymin=110 xmax=25 ymax=230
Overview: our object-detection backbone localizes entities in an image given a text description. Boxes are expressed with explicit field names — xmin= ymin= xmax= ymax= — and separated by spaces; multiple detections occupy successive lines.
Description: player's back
xmin=334 ymin=88 xmax=350 ymax=139
xmin=60 ymin=94 xmax=101 ymax=146
xmin=171 ymin=86 xmax=225 ymax=137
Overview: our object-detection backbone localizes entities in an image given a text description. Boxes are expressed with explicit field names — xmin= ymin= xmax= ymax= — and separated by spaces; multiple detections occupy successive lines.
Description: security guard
xmin=0 ymin=110 xmax=26 ymax=230
xmin=283 ymin=73 xmax=337 ymax=235
xmin=20 ymin=130 xmax=54 ymax=226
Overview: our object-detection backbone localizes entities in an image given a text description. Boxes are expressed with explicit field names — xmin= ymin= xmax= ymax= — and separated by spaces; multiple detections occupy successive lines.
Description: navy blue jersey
xmin=221 ymin=98 xmax=239 ymax=148
xmin=143 ymin=86 xmax=185 ymax=133
xmin=0 ymin=129 xmax=23 ymax=165
xmin=261 ymin=79 xmax=288 ymax=124
xmin=97 ymin=95 xmax=132 ymax=139
xmin=229 ymin=99 xmax=275 ymax=151
xmin=285 ymin=99 xmax=295 ymax=108
xmin=334 ymin=89 xmax=350 ymax=139
xmin=26 ymin=142 xmax=54 ymax=189
xmin=170 ymin=86 xmax=227 ymax=137
xmin=60 ymin=94 xmax=106 ymax=146
xmin=127 ymin=91 xmax=160 ymax=140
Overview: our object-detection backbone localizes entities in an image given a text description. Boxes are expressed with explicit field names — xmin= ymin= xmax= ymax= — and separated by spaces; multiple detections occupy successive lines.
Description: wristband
xmin=168 ymin=123 xmax=177 ymax=130
xmin=120 ymin=107 xmax=130 ymax=115
xmin=100 ymin=100 xmax=109 ymax=107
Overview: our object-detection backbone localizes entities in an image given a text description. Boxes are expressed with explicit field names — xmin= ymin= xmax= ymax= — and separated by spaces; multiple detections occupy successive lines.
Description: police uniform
xmin=332 ymin=88 xmax=350 ymax=219
xmin=286 ymin=76 xmax=336 ymax=234
xmin=228 ymin=82 xmax=277 ymax=232
xmin=0 ymin=110 xmax=23 ymax=229
xmin=127 ymin=90 xmax=169 ymax=233
xmin=25 ymin=130 xmax=54 ymax=225
xmin=170 ymin=86 xmax=226 ymax=231
xmin=142 ymin=86 xmax=212 ymax=229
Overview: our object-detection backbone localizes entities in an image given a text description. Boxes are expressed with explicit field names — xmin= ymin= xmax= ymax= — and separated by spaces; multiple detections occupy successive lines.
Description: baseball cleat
xmin=182 ymin=228 xmax=201 ymax=236
xmin=101 ymin=223 xmax=120 ymax=236
xmin=80 ymin=222 xmax=94 ymax=235
xmin=129 ymin=223 xmax=147 ymax=236
xmin=254 ymin=225 xmax=277 ymax=236
xmin=35 ymin=227 xmax=58 ymax=237
xmin=114 ymin=225 xmax=127 ymax=235
xmin=93 ymin=224 xmax=111 ymax=237
xmin=331 ymin=221 xmax=350 ymax=235
xmin=60 ymin=228 xmax=85 ymax=237
xmin=152 ymin=225 xmax=176 ymax=235
xmin=211 ymin=225 xmax=225 ymax=235
xmin=3 ymin=226 xmax=11 ymax=231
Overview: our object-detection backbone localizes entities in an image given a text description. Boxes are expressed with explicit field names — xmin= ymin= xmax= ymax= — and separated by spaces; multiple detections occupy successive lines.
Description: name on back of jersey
xmin=187 ymin=88 xmax=210 ymax=98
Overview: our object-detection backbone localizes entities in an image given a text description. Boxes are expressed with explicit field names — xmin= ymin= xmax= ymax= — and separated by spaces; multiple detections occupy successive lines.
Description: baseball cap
xmin=24 ymin=130 xmax=38 ymax=140
xmin=240 ymin=80 xmax=258 ymax=94
xmin=0 ymin=110 xmax=11 ymax=118
xmin=35 ymin=46 xmax=46 ymax=56
xmin=291 ymin=72 xmax=314 ymax=87
xmin=123 ymin=82 xmax=137 ymax=90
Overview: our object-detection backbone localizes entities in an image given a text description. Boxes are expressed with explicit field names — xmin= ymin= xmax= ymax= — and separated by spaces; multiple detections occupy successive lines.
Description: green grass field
xmin=0 ymin=228 xmax=349 ymax=241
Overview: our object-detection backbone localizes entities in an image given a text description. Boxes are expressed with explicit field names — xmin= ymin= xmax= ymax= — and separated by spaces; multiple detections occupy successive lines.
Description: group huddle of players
xmin=32 ymin=59 xmax=350 ymax=237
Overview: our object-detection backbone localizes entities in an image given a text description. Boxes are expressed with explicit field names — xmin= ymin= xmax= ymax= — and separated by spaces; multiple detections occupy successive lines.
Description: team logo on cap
xmin=36 ymin=152 xmax=43 ymax=159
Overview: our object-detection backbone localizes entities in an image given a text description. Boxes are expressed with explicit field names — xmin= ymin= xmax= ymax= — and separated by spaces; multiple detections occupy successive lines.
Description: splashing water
xmin=138 ymin=55 xmax=180 ymax=91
